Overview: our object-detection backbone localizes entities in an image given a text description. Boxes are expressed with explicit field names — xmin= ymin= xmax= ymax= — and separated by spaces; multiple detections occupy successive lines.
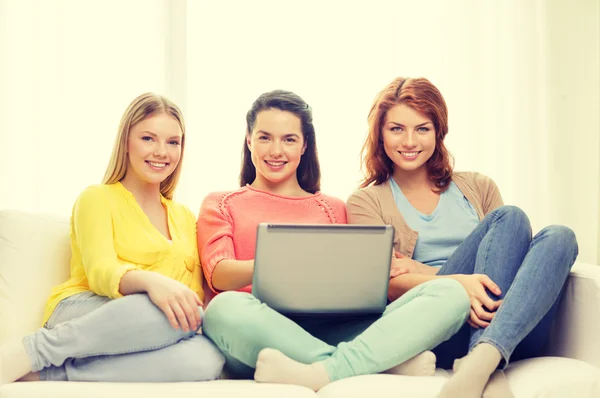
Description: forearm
xmin=415 ymin=262 xmax=440 ymax=275
xmin=212 ymin=259 xmax=254 ymax=291
xmin=118 ymin=270 xmax=158 ymax=296
xmin=388 ymin=273 xmax=444 ymax=300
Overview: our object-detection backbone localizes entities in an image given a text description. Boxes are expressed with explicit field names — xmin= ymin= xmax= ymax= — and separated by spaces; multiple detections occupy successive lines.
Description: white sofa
xmin=0 ymin=209 xmax=599 ymax=398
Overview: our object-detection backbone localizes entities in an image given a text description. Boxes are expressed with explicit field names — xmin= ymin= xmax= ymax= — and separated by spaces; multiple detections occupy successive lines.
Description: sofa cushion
xmin=317 ymin=372 xmax=447 ymax=398
xmin=547 ymin=262 xmax=600 ymax=368
xmin=505 ymin=357 xmax=600 ymax=397
xmin=0 ymin=210 xmax=70 ymax=343
xmin=316 ymin=357 xmax=600 ymax=398
xmin=0 ymin=380 xmax=317 ymax=398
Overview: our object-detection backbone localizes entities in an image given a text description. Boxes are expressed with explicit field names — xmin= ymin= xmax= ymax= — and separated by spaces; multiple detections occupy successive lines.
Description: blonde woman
xmin=0 ymin=93 xmax=224 ymax=384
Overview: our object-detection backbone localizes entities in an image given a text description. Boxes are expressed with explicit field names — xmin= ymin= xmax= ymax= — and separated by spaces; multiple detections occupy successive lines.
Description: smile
xmin=146 ymin=161 xmax=169 ymax=169
xmin=398 ymin=151 xmax=421 ymax=159
xmin=265 ymin=160 xmax=287 ymax=168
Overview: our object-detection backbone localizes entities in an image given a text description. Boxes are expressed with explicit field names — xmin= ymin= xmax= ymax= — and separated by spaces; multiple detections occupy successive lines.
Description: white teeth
xmin=400 ymin=152 xmax=419 ymax=157
xmin=266 ymin=161 xmax=286 ymax=166
xmin=148 ymin=161 xmax=167 ymax=168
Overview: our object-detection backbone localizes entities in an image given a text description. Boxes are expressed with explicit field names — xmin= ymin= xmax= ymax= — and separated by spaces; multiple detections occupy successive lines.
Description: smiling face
xmin=247 ymin=108 xmax=307 ymax=191
xmin=125 ymin=112 xmax=183 ymax=188
xmin=381 ymin=103 xmax=436 ymax=176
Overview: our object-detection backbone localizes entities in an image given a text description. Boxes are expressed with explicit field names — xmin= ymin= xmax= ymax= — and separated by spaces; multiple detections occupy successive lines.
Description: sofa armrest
xmin=0 ymin=210 xmax=70 ymax=344
xmin=546 ymin=262 xmax=600 ymax=368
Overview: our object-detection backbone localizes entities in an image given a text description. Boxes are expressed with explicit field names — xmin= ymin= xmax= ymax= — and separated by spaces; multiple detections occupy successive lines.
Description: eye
xmin=417 ymin=127 xmax=430 ymax=133
xmin=168 ymin=140 xmax=181 ymax=146
xmin=284 ymin=137 xmax=297 ymax=143
xmin=390 ymin=126 xmax=403 ymax=132
xmin=258 ymin=135 xmax=269 ymax=141
xmin=141 ymin=136 xmax=153 ymax=142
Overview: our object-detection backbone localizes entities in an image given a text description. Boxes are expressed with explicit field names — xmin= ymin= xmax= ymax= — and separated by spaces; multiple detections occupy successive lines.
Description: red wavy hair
xmin=360 ymin=77 xmax=454 ymax=192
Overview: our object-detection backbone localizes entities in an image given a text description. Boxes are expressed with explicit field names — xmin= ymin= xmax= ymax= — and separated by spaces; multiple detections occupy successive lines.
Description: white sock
xmin=385 ymin=351 xmax=436 ymax=376
xmin=0 ymin=339 xmax=33 ymax=385
xmin=438 ymin=343 xmax=502 ymax=398
xmin=254 ymin=348 xmax=330 ymax=391
xmin=483 ymin=369 xmax=515 ymax=398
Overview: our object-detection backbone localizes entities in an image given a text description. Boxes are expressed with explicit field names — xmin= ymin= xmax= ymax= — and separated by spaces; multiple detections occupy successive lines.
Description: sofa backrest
xmin=2 ymin=208 xmax=600 ymax=370
xmin=0 ymin=210 xmax=71 ymax=344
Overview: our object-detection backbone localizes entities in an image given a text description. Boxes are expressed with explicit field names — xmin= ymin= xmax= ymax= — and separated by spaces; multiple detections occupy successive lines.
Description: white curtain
xmin=1 ymin=0 xmax=598 ymax=263
xmin=0 ymin=0 xmax=169 ymax=216
xmin=183 ymin=0 xmax=600 ymax=263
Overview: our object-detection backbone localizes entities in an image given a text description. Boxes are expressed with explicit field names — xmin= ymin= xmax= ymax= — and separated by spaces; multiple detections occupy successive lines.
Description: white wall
xmin=541 ymin=0 xmax=600 ymax=263
xmin=0 ymin=0 xmax=168 ymax=216
xmin=182 ymin=0 xmax=600 ymax=262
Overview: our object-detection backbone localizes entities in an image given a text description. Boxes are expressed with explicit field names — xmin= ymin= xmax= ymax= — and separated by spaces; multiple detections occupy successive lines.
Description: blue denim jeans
xmin=22 ymin=292 xmax=225 ymax=381
xmin=433 ymin=205 xmax=578 ymax=368
xmin=203 ymin=278 xmax=470 ymax=381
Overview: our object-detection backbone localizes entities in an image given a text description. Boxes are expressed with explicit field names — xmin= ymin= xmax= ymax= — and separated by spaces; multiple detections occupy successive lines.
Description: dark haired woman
xmin=196 ymin=89 xmax=471 ymax=391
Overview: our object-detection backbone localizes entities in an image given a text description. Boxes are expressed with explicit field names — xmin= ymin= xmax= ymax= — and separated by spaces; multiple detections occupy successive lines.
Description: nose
xmin=154 ymin=142 xmax=168 ymax=157
xmin=402 ymin=131 xmax=417 ymax=148
xmin=269 ymin=140 xmax=283 ymax=157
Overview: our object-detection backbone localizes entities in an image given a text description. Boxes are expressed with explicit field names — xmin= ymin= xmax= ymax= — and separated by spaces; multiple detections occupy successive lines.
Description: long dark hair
xmin=240 ymin=90 xmax=321 ymax=193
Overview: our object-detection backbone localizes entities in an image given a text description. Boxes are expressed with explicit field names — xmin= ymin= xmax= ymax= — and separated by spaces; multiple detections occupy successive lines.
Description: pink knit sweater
xmin=197 ymin=185 xmax=347 ymax=293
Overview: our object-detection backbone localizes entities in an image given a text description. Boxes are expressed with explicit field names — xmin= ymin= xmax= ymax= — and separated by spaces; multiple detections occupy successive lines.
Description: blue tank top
xmin=389 ymin=178 xmax=480 ymax=267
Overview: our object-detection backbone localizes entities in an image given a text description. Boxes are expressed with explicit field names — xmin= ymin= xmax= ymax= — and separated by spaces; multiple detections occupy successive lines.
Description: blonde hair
xmin=102 ymin=93 xmax=186 ymax=199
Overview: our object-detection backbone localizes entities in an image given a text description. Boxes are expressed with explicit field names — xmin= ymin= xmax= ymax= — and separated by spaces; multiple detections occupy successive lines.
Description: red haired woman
xmin=347 ymin=77 xmax=578 ymax=398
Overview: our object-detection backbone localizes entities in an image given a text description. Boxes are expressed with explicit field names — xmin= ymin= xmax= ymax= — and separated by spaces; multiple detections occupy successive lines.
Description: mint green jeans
xmin=203 ymin=278 xmax=470 ymax=381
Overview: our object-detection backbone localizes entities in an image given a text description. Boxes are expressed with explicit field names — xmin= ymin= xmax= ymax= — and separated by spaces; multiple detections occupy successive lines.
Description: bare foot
xmin=18 ymin=372 xmax=41 ymax=382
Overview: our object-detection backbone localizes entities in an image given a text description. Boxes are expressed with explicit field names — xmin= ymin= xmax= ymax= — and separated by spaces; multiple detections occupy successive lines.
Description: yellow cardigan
xmin=42 ymin=182 xmax=204 ymax=325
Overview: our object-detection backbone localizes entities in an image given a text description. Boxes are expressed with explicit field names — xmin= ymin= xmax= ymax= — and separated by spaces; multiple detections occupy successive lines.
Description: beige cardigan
xmin=346 ymin=172 xmax=504 ymax=258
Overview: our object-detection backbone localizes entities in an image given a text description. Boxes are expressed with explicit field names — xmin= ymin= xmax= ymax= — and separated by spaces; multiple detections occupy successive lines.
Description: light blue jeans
xmin=203 ymin=278 xmax=471 ymax=381
xmin=22 ymin=292 xmax=225 ymax=382
xmin=434 ymin=205 xmax=578 ymax=368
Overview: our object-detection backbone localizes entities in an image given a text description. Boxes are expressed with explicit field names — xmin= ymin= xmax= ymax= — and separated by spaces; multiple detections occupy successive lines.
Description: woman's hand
xmin=390 ymin=259 xmax=411 ymax=278
xmin=390 ymin=252 xmax=438 ymax=278
xmin=451 ymin=274 xmax=503 ymax=328
xmin=144 ymin=273 xmax=203 ymax=332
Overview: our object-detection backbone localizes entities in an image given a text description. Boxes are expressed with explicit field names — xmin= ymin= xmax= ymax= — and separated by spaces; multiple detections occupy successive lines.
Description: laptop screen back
xmin=252 ymin=224 xmax=394 ymax=316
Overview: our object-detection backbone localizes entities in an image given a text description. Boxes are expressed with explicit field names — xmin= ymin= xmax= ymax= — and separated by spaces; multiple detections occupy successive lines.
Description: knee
xmin=118 ymin=293 xmax=166 ymax=320
xmin=541 ymin=225 xmax=577 ymax=247
xmin=120 ymin=292 xmax=154 ymax=307
xmin=121 ymin=294 xmax=197 ymax=339
xmin=184 ymin=340 xmax=226 ymax=381
xmin=423 ymin=279 xmax=471 ymax=316
xmin=167 ymin=336 xmax=225 ymax=381
xmin=203 ymin=292 xmax=257 ymax=339
xmin=539 ymin=225 xmax=579 ymax=262
xmin=198 ymin=354 xmax=226 ymax=381
xmin=496 ymin=205 xmax=531 ymax=232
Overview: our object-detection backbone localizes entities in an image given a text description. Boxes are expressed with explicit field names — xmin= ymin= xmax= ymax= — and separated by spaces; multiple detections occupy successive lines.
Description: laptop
xmin=252 ymin=223 xmax=394 ymax=316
